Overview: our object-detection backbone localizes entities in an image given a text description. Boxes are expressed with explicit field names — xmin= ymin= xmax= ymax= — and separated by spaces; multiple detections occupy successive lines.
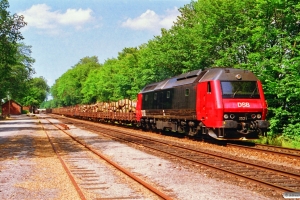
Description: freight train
xmin=52 ymin=67 xmax=270 ymax=140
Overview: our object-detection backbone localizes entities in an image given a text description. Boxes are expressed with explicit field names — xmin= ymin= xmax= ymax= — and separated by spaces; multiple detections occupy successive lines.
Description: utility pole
xmin=8 ymin=100 xmax=10 ymax=117
xmin=7 ymin=93 xmax=11 ymax=117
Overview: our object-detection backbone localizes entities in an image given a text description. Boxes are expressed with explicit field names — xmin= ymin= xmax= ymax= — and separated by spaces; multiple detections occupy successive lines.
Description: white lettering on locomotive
xmin=237 ymin=102 xmax=250 ymax=107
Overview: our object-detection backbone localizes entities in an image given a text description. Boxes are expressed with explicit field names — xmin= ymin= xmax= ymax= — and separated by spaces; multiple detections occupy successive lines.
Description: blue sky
xmin=8 ymin=0 xmax=191 ymax=87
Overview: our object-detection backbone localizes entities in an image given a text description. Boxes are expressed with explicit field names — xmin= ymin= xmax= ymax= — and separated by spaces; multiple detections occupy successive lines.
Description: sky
xmin=8 ymin=0 xmax=191 ymax=87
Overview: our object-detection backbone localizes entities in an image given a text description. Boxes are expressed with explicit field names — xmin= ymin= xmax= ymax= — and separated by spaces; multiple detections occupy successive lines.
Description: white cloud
xmin=121 ymin=7 xmax=180 ymax=34
xmin=19 ymin=4 xmax=95 ymax=34
xmin=59 ymin=8 xmax=93 ymax=27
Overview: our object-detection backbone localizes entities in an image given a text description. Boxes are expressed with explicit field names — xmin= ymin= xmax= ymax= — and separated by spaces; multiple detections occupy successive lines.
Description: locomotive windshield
xmin=221 ymin=81 xmax=260 ymax=99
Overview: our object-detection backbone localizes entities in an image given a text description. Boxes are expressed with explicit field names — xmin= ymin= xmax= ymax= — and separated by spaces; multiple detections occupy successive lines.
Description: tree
xmin=81 ymin=48 xmax=141 ymax=103
xmin=51 ymin=56 xmax=101 ymax=106
xmin=21 ymin=77 xmax=49 ymax=111
xmin=247 ymin=0 xmax=300 ymax=138
xmin=0 ymin=0 xmax=34 ymax=101
xmin=6 ymin=43 xmax=35 ymax=101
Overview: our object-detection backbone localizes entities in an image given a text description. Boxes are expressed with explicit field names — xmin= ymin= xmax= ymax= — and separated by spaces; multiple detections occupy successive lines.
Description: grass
xmin=281 ymin=139 xmax=300 ymax=149
xmin=253 ymin=136 xmax=300 ymax=149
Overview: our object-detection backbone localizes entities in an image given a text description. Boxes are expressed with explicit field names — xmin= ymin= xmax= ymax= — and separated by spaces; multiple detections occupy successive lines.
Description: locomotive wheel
xmin=141 ymin=122 xmax=147 ymax=131
xmin=145 ymin=123 xmax=150 ymax=131
xmin=188 ymin=126 xmax=199 ymax=136
xmin=177 ymin=125 xmax=185 ymax=133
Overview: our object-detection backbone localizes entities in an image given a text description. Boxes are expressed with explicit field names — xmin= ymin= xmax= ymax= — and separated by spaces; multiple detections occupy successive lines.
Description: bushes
xmin=21 ymin=110 xmax=29 ymax=114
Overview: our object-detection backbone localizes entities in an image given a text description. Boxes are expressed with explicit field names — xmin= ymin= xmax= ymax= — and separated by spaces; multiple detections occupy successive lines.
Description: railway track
xmin=226 ymin=143 xmax=300 ymax=159
xmin=51 ymin=115 xmax=300 ymax=194
xmin=39 ymin=117 xmax=173 ymax=200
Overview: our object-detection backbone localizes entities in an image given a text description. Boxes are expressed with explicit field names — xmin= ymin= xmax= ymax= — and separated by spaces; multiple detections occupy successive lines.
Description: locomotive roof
xmin=140 ymin=68 xmax=258 ymax=93
xmin=200 ymin=68 xmax=258 ymax=82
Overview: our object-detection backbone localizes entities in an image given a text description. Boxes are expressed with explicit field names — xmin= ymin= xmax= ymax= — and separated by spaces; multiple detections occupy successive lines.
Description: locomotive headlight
xmin=251 ymin=114 xmax=256 ymax=119
xmin=235 ymin=74 xmax=242 ymax=80
xmin=230 ymin=114 xmax=235 ymax=119
xmin=224 ymin=114 xmax=229 ymax=119
xmin=257 ymin=114 xmax=262 ymax=119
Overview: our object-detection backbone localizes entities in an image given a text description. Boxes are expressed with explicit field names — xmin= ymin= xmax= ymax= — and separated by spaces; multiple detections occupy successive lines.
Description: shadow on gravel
xmin=0 ymin=115 xmax=86 ymax=160
xmin=0 ymin=127 xmax=44 ymax=132
xmin=0 ymin=115 xmax=36 ymax=120
xmin=0 ymin=134 xmax=86 ymax=160
xmin=0 ymin=121 xmax=38 ymax=125
xmin=0 ymin=135 xmax=41 ymax=160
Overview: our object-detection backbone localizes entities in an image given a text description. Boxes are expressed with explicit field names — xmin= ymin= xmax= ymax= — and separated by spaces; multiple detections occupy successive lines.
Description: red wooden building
xmin=1 ymin=100 xmax=22 ymax=116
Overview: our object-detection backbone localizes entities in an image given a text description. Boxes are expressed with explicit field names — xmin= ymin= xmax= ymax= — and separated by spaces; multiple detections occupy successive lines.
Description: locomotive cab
xmin=196 ymin=68 xmax=269 ymax=139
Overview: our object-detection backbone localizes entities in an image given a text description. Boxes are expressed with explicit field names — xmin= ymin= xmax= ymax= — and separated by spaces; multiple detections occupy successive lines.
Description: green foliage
xmin=254 ymin=135 xmax=300 ymax=149
xmin=250 ymin=0 xmax=300 ymax=139
xmin=49 ymin=0 xmax=300 ymax=139
xmin=51 ymin=56 xmax=101 ymax=106
xmin=40 ymin=99 xmax=59 ymax=109
xmin=21 ymin=77 xmax=49 ymax=108
xmin=7 ymin=43 xmax=35 ymax=100
xmin=21 ymin=109 xmax=29 ymax=114
xmin=81 ymin=48 xmax=140 ymax=103
xmin=0 ymin=0 xmax=34 ymax=101
xmin=0 ymin=0 xmax=26 ymax=68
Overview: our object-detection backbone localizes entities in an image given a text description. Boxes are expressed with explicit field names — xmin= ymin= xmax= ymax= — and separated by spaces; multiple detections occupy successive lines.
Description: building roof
xmin=2 ymin=100 xmax=22 ymax=107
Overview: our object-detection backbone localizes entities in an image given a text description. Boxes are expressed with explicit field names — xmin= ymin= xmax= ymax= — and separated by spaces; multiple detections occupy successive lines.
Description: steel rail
xmin=82 ymin=123 xmax=300 ymax=179
xmin=41 ymin=125 xmax=86 ymax=200
xmin=43 ymin=117 xmax=173 ymax=200
xmin=99 ymin=128 xmax=300 ymax=192
xmin=68 ymin=119 xmax=299 ymax=193
xmin=49 ymin=115 xmax=300 ymax=193
xmin=227 ymin=143 xmax=300 ymax=159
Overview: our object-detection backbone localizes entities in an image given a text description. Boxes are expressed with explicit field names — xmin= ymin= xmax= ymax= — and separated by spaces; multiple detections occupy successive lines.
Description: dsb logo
xmin=237 ymin=102 xmax=250 ymax=107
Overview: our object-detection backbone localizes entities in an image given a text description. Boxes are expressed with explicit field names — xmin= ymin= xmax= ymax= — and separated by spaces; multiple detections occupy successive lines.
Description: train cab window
xmin=166 ymin=91 xmax=170 ymax=98
xmin=207 ymin=82 xmax=211 ymax=93
xmin=145 ymin=94 xmax=148 ymax=101
xmin=185 ymin=88 xmax=190 ymax=96
xmin=154 ymin=93 xmax=157 ymax=100
xmin=221 ymin=81 xmax=260 ymax=99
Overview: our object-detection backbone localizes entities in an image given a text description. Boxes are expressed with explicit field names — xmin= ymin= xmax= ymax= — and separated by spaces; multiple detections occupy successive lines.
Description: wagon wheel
xmin=151 ymin=124 xmax=157 ymax=132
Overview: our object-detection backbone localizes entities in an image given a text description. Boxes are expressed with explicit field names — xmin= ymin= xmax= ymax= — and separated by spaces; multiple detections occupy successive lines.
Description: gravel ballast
xmin=0 ymin=115 xmax=80 ymax=200
xmin=0 ymin=114 xmax=278 ymax=199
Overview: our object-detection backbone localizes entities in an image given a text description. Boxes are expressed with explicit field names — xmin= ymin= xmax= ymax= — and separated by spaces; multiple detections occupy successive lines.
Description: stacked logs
xmin=52 ymin=99 xmax=137 ymax=122
xmin=77 ymin=99 xmax=137 ymax=113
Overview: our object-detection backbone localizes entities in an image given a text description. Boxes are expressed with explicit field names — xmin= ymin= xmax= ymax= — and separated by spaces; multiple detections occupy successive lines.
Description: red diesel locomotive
xmin=136 ymin=68 xmax=269 ymax=139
